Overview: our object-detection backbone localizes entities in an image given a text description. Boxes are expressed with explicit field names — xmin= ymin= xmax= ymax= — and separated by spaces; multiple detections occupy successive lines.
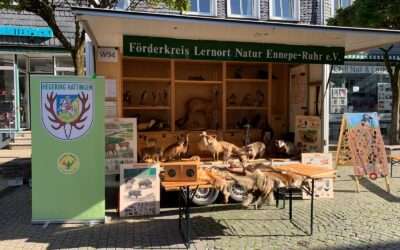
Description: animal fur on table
xmin=203 ymin=162 xmax=307 ymax=209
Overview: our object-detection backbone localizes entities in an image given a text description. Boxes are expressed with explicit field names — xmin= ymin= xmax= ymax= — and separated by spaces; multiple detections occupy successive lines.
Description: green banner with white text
xmin=123 ymin=35 xmax=345 ymax=64
xmin=31 ymin=75 xmax=105 ymax=222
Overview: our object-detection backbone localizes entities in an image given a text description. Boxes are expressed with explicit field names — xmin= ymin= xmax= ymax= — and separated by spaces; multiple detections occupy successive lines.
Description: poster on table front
xmin=301 ymin=153 xmax=334 ymax=199
xmin=105 ymin=118 xmax=137 ymax=175
xmin=342 ymin=113 xmax=388 ymax=179
xmin=295 ymin=116 xmax=321 ymax=153
xmin=31 ymin=75 xmax=105 ymax=222
xmin=120 ymin=163 xmax=160 ymax=217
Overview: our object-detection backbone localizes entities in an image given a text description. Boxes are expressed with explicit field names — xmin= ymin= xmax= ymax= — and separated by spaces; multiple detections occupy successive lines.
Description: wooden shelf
xmin=124 ymin=106 xmax=171 ymax=110
xmin=226 ymin=106 xmax=268 ymax=110
xmin=175 ymin=80 xmax=222 ymax=85
xmin=226 ymin=78 xmax=269 ymax=83
xmin=123 ymin=77 xmax=170 ymax=82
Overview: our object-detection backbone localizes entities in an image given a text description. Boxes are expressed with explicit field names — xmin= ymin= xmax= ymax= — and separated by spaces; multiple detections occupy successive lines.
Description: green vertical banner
xmin=31 ymin=75 xmax=105 ymax=223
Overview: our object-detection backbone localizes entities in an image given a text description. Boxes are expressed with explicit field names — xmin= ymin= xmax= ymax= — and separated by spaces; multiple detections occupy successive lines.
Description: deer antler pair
xmin=70 ymin=92 xmax=91 ymax=130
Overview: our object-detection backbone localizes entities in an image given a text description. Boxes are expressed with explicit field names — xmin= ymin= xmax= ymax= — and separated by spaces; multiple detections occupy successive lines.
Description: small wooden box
xmin=161 ymin=160 xmax=199 ymax=182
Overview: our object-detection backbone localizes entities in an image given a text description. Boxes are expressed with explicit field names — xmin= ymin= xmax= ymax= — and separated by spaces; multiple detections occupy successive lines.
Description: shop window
xmin=30 ymin=57 xmax=54 ymax=74
xmin=228 ymin=0 xmax=259 ymax=18
xmin=270 ymin=0 xmax=299 ymax=21
xmin=55 ymin=56 xmax=75 ymax=75
xmin=0 ymin=70 xmax=16 ymax=129
xmin=188 ymin=0 xmax=214 ymax=16
xmin=0 ymin=55 xmax=14 ymax=68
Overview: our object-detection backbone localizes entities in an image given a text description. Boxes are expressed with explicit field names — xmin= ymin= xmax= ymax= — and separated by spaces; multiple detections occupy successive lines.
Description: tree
xmin=328 ymin=0 xmax=400 ymax=144
xmin=0 ymin=0 xmax=187 ymax=75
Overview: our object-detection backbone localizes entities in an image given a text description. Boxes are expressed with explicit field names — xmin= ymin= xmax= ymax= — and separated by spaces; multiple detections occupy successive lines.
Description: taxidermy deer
xmin=162 ymin=134 xmax=189 ymax=161
xmin=176 ymin=88 xmax=219 ymax=130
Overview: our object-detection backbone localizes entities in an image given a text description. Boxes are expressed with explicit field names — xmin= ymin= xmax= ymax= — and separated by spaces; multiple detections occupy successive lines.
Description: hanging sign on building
xmin=31 ymin=75 xmax=105 ymax=223
xmin=97 ymin=47 xmax=118 ymax=63
xmin=123 ymin=35 xmax=345 ymax=64
xmin=0 ymin=25 xmax=53 ymax=37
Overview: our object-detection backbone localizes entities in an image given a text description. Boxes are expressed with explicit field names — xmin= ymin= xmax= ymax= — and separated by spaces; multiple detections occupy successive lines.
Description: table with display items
xmin=162 ymin=163 xmax=336 ymax=247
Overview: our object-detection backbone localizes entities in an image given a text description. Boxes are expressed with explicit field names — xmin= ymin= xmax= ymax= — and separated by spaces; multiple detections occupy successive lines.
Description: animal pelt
xmin=227 ymin=169 xmax=275 ymax=209
xmin=162 ymin=134 xmax=189 ymax=161
xmin=203 ymin=168 xmax=234 ymax=204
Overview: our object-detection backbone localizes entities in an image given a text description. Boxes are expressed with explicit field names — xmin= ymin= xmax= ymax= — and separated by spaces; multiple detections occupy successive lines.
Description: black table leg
xmin=177 ymin=186 xmax=199 ymax=249
xmin=310 ymin=179 xmax=315 ymax=236
xmin=391 ymin=158 xmax=393 ymax=178
xmin=289 ymin=188 xmax=293 ymax=221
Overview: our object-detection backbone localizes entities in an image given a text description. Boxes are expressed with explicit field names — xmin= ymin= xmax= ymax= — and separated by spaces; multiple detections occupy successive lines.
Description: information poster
xmin=344 ymin=113 xmax=388 ymax=178
xmin=120 ymin=163 xmax=160 ymax=217
xmin=31 ymin=76 xmax=105 ymax=222
xmin=295 ymin=116 xmax=321 ymax=153
xmin=330 ymin=88 xmax=347 ymax=114
xmin=301 ymin=153 xmax=334 ymax=199
xmin=105 ymin=118 xmax=137 ymax=175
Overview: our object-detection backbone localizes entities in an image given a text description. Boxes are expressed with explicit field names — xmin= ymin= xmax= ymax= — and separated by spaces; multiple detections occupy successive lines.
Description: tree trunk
xmin=71 ymin=40 xmax=85 ymax=76
xmin=390 ymin=77 xmax=400 ymax=145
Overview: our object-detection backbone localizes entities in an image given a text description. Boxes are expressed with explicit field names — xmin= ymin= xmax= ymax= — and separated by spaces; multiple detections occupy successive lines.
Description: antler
xmin=45 ymin=92 xmax=65 ymax=130
xmin=71 ymin=92 xmax=91 ymax=130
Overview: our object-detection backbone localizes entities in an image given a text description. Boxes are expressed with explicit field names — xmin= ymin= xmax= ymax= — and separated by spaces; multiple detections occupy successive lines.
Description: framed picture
xmin=105 ymin=118 xmax=138 ymax=175
xmin=119 ymin=163 xmax=160 ymax=217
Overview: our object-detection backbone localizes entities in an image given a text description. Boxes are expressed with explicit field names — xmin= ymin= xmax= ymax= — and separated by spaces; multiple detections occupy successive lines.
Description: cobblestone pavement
xmin=1 ymin=167 xmax=400 ymax=250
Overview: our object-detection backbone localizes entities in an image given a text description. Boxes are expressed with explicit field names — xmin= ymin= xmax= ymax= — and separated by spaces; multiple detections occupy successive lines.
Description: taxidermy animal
xmin=273 ymin=140 xmax=298 ymax=158
xmin=162 ymin=134 xmax=189 ymax=161
xmin=139 ymin=90 xmax=153 ymax=105
xmin=206 ymin=135 xmax=241 ymax=161
xmin=244 ymin=142 xmax=266 ymax=160
xmin=255 ymin=90 xmax=264 ymax=106
xmin=176 ymin=89 xmax=219 ymax=129
xmin=204 ymin=168 xmax=234 ymax=204
xmin=141 ymin=146 xmax=163 ymax=163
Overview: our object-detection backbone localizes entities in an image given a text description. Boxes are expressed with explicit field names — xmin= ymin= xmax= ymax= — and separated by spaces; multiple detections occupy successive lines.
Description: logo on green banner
xmin=57 ymin=152 xmax=80 ymax=175
xmin=41 ymin=82 xmax=94 ymax=140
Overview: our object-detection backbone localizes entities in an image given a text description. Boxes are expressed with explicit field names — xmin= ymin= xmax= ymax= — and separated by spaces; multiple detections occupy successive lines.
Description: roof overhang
xmin=73 ymin=7 xmax=400 ymax=54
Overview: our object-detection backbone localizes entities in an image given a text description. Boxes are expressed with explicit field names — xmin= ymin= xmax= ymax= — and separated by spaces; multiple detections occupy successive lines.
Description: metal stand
xmin=288 ymin=179 xmax=315 ymax=236
xmin=391 ymin=158 xmax=400 ymax=177
xmin=178 ymin=186 xmax=199 ymax=249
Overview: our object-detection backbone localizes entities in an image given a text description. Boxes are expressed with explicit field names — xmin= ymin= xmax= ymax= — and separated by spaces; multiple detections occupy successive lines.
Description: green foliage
xmin=327 ymin=0 xmax=400 ymax=29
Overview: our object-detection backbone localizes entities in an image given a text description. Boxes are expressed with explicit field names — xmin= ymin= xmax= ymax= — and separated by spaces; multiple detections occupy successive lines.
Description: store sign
xmin=332 ymin=65 xmax=388 ymax=74
xmin=0 ymin=25 xmax=53 ymax=38
xmin=31 ymin=75 xmax=105 ymax=223
xmin=97 ymin=47 xmax=118 ymax=63
xmin=123 ymin=35 xmax=345 ymax=64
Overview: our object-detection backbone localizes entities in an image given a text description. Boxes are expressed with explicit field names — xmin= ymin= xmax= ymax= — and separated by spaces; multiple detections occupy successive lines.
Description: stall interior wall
xmin=96 ymin=50 xmax=295 ymax=158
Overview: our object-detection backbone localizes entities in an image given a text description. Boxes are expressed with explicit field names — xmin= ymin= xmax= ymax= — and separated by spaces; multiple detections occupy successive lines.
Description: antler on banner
xmin=71 ymin=92 xmax=91 ymax=130
xmin=45 ymin=92 xmax=66 ymax=130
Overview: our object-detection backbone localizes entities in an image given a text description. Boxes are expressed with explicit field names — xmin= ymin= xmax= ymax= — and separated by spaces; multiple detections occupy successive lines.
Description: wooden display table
xmin=271 ymin=164 xmax=336 ymax=235
xmin=161 ymin=180 xmax=211 ymax=248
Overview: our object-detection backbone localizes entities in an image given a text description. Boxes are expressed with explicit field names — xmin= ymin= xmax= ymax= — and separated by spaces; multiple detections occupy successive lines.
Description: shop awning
xmin=73 ymin=7 xmax=400 ymax=55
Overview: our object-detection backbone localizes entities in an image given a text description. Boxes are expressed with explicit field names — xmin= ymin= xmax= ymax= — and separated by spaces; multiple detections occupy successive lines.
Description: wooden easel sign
xmin=336 ymin=112 xmax=390 ymax=192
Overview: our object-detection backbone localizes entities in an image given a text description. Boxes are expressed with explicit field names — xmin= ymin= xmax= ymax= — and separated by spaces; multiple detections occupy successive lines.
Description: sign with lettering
xmin=0 ymin=25 xmax=53 ymax=38
xmin=123 ymin=35 xmax=345 ymax=64
xmin=31 ymin=75 xmax=105 ymax=223
xmin=97 ymin=47 xmax=118 ymax=63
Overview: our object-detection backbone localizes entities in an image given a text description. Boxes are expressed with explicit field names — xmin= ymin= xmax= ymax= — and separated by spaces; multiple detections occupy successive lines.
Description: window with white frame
xmin=228 ymin=0 xmax=258 ymax=18
xmin=55 ymin=56 xmax=75 ymax=76
xmin=270 ymin=0 xmax=299 ymax=21
xmin=188 ymin=0 xmax=214 ymax=15
xmin=334 ymin=0 xmax=352 ymax=10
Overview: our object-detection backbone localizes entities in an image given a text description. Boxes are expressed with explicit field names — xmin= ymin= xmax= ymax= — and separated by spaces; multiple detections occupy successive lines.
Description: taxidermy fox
xmin=162 ymin=134 xmax=189 ymax=161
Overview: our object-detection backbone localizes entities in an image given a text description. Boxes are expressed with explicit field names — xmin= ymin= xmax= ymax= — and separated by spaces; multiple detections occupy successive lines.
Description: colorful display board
xmin=301 ymin=153 xmax=334 ymax=199
xmin=105 ymin=118 xmax=137 ymax=175
xmin=295 ymin=116 xmax=321 ymax=153
xmin=120 ymin=163 xmax=160 ymax=217
xmin=336 ymin=113 xmax=389 ymax=180
xmin=31 ymin=76 xmax=105 ymax=222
